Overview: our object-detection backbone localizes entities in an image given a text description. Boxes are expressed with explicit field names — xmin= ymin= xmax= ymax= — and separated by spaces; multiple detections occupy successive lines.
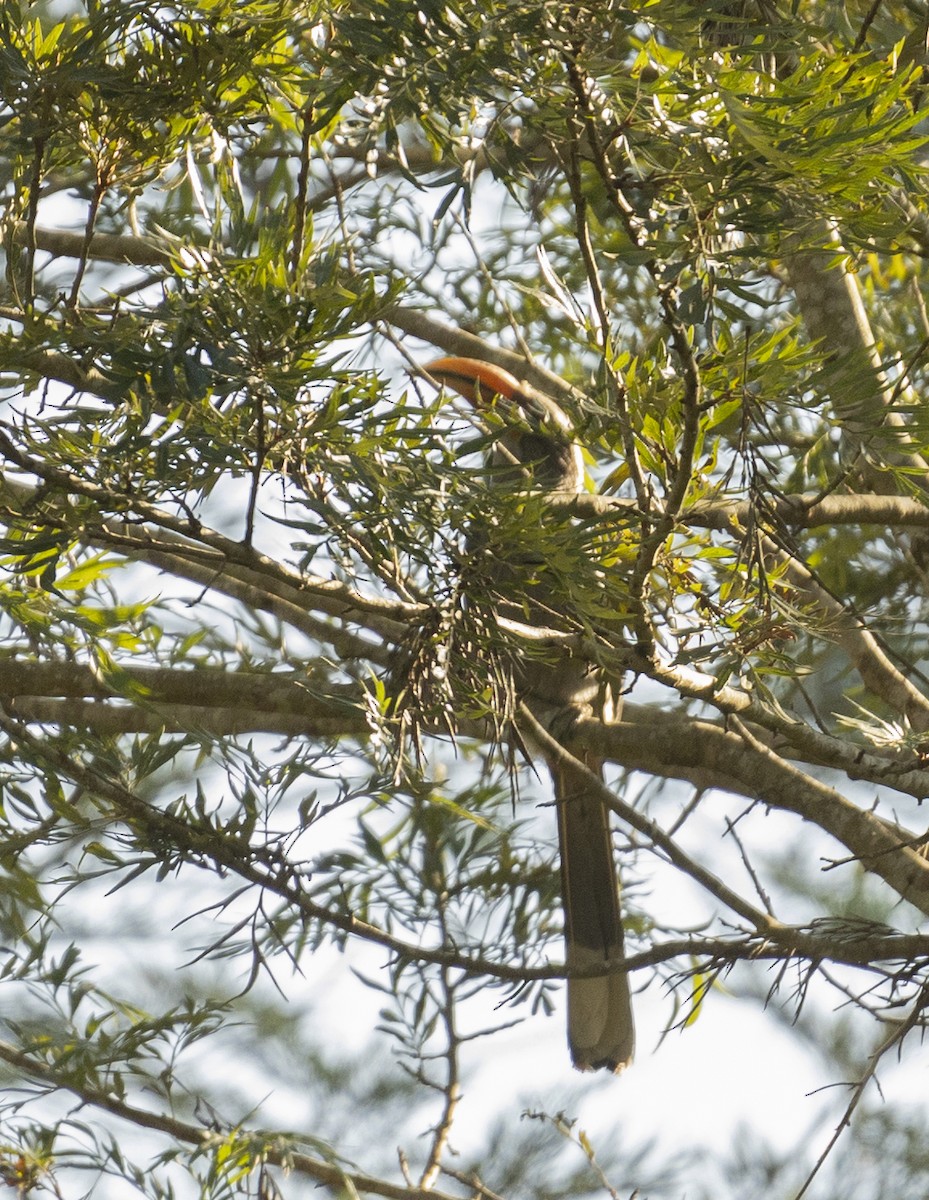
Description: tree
xmin=1 ymin=0 xmax=929 ymax=1196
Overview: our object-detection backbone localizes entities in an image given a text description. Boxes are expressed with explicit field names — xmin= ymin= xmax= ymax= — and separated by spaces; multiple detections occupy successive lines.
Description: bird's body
xmin=425 ymin=356 xmax=634 ymax=1072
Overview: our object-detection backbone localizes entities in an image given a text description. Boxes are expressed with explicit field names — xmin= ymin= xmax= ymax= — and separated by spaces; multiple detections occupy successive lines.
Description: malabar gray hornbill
xmin=425 ymin=356 xmax=633 ymax=1073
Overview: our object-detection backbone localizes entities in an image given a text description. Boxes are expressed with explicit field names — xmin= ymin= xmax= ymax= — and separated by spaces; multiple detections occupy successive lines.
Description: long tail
xmin=553 ymin=759 xmax=634 ymax=1072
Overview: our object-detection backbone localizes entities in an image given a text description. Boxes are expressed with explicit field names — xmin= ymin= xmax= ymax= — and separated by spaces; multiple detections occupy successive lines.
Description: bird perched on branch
xmin=424 ymin=355 xmax=634 ymax=1073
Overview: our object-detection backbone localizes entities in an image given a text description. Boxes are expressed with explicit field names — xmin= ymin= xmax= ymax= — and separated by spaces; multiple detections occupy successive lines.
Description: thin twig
xmin=0 ymin=1039 xmax=462 ymax=1200
xmin=793 ymin=981 xmax=929 ymax=1200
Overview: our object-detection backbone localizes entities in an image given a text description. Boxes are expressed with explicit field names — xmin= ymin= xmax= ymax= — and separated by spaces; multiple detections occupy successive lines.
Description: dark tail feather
xmin=554 ymin=760 xmax=634 ymax=1072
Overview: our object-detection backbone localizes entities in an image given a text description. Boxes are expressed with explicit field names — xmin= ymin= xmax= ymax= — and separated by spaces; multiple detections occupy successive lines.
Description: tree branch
xmin=0 ymin=1039 xmax=463 ymax=1200
xmin=579 ymin=709 xmax=929 ymax=917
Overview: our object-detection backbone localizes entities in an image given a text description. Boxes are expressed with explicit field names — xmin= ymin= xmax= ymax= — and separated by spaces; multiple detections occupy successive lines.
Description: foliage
xmin=1 ymin=0 xmax=929 ymax=1197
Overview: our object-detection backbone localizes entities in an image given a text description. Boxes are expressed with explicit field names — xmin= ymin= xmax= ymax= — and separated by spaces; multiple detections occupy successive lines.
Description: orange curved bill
xmin=423 ymin=356 xmax=523 ymax=407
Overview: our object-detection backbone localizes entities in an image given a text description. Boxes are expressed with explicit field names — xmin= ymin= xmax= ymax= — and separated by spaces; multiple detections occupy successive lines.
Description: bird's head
xmin=423 ymin=356 xmax=583 ymax=493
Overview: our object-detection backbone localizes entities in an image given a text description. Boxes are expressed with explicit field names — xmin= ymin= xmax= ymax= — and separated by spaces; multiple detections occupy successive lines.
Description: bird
xmin=423 ymin=355 xmax=634 ymax=1073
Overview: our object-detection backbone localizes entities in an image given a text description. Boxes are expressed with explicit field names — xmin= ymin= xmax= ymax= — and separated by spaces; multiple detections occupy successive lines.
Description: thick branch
xmin=0 ymin=347 xmax=119 ymax=398
xmin=382 ymin=304 xmax=586 ymax=410
xmin=13 ymin=223 xmax=173 ymax=267
xmin=785 ymin=222 xmax=923 ymax=460
xmin=4 ymin=708 xmax=925 ymax=983
xmin=578 ymin=710 xmax=929 ymax=917
xmin=7 ymin=644 xmax=929 ymax=804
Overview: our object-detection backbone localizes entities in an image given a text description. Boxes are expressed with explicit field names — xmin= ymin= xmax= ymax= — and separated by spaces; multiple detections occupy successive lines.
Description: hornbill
xmin=424 ymin=356 xmax=634 ymax=1073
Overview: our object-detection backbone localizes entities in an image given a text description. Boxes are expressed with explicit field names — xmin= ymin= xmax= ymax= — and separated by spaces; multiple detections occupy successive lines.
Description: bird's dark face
xmin=498 ymin=428 xmax=583 ymax=492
